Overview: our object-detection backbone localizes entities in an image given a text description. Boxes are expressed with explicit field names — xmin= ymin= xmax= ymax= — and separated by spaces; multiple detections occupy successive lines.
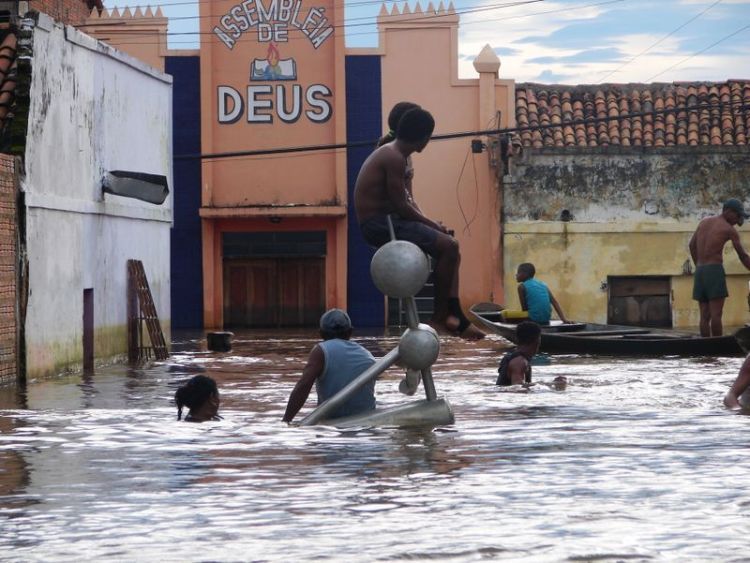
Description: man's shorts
xmin=359 ymin=214 xmax=440 ymax=258
xmin=692 ymin=263 xmax=729 ymax=302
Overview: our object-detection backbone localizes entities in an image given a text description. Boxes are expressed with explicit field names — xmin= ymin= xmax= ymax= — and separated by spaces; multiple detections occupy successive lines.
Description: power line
xmin=597 ymin=0 xmax=723 ymax=83
xmin=176 ymin=99 xmax=750 ymax=161
xmin=98 ymin=0 xmax=517 ymax=24
xmin=84 ymin=0 xmax=545 ymax=38
xmin=646 ymin=22 xmax=750 ymax=82
xmin=84 ymin=0 xmax=625 ymax=47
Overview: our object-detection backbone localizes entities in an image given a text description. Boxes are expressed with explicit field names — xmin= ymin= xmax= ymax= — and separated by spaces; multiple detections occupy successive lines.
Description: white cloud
xmin=679 ymin=0 xmax=750 ymax=4
xmin=455 ymin=0 xmax=750 ymax=83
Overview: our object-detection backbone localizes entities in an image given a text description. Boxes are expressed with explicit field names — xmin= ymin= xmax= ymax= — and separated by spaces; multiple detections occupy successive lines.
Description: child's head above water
xmin=516 ymin=262 xmax=536 ymax=282
xmin=516 ymin=320 xmax=541 ymax=348
xmin=174 ymin=375 xmax=221 ymax=422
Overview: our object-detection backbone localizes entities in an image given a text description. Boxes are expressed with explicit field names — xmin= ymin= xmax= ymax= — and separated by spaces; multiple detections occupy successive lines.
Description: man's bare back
xmin=689 ymin=214 xmax=750 ymax=267
xmin=354 ymin=143 xmax=441 ymax=231
xmin=689 ymin=201 xmax=750 ymax=337
xmin=354 ymin=144 xmax=406 ymax=224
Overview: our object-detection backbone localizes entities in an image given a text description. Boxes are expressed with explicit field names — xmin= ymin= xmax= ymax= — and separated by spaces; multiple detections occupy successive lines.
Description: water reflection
xmin=1 ymin=329 xmax=750 ymax=560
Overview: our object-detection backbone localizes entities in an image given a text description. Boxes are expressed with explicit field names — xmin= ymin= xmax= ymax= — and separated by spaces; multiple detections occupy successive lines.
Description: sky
xmin=108 ymin=0 xmax=750 ymax=84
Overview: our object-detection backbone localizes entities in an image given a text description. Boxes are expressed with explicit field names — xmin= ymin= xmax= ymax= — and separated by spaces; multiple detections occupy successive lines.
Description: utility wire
xmin=646 ymin=22 xmax=750 ymax=82
xmin=176 ymin=98 xmax=750 ymax=161
xmin=83 ymin=0 xmax=544 ymax=36
xmin=94 ymin=0 xmax=539 ymax=25
xmin=85 ymin=0 xmax=624 ymax=46
xmin=597 ymin=0 xmax=722 ymax=83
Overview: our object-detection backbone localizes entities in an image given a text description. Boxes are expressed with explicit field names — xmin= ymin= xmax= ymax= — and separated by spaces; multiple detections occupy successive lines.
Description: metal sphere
xmin=370 ymin=240 xmax=430 ymax=298
xmin=398 ymin=324 xmax=440 ymax=371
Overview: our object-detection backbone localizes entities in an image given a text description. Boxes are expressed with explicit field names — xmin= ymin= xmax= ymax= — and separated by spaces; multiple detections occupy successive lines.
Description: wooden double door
xmin=223 ymin=257 xmax=325 ymax=328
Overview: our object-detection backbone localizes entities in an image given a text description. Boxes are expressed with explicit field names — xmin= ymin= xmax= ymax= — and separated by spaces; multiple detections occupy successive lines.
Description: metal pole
xmin=386 ymin=214 xmax=396 ymax=241
xmin=403 ymin=294 xmax=438 ymax=401
xmin=299 ymin=347 xmax=401 ymax=426
xmin=389 ymin=214 xmax=438 ymax=402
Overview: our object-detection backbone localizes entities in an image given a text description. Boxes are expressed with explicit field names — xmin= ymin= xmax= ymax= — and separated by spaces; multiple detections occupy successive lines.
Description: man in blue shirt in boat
xmin=514 ymin=263 xmax=569 ymax=325
xmin=282 ymin=309 xmax=376 ymax=423
xmin=689 ymin=199 xmax=750 ymax=337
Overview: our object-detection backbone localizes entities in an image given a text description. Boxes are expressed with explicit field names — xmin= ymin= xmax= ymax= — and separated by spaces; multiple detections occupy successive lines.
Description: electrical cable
xmin=597 ymin=0 xmax=723 ymax=83
xmin=646 ymin=22 xmax=750 ymax=82
xmin=453 ymin=146 xmax=472 ymax=232
xmin=82 ymin=0 xmax=626 ymax=47
xmin=176 ymin=98 xmax=750 ymax=161
xmin=81 ymin=0 xmax=545 ymax=39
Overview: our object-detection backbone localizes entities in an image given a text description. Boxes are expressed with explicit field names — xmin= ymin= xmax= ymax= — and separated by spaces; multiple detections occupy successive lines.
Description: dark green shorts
xmin=693 ymin=264 xmax=728 ymax=302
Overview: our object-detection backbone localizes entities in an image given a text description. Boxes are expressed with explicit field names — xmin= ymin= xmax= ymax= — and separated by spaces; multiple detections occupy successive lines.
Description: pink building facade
xmin=89 ymin=3 xmax=515 ymax=328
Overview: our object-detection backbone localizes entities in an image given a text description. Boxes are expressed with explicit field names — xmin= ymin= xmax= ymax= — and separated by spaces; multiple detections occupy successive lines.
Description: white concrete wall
xmin=22 ymin=15 xmax=173 ymax=378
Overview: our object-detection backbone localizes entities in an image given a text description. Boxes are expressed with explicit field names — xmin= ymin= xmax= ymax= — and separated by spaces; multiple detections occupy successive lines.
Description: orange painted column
xmin=201 ymin=218 xmax=217 ymax=328
xmin=475 ymin=45 xmax=504 ymax=305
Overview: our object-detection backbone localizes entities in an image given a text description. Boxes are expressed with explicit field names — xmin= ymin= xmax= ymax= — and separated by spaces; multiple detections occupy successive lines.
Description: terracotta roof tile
xmin=515 ymin=80 xmax=750 ymax=148
xmin=0 ymin=32 xmax=17 ymax=131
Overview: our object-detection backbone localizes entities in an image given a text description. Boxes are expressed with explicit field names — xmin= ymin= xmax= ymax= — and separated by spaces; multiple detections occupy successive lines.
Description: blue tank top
xmin=523 ymin=278 xmax=551 ymax=324
xmin=316 ymin=339 xmax=376 ymax=419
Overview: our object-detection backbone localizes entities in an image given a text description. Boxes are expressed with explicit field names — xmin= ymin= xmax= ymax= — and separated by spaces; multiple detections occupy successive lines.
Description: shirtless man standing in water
xmin=354 ymin=107 xmax=484 ymax=339
xmin=689 ymin=199 xmax=750 ymax=337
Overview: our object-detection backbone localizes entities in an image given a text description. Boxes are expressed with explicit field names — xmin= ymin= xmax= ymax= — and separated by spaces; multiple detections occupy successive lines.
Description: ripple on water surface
xmin=1 ymin=330 xmax=750 ymax=561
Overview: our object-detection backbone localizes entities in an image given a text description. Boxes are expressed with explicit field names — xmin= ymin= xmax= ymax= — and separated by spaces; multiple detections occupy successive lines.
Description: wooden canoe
xmin=470 ymin=303 xmax=750 ymax=356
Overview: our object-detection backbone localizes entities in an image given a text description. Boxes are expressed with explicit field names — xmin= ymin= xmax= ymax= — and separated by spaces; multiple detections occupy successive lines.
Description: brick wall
xmin=28 ymin=0 xmax=95 ymax=26
xmin=0 ymin=154 xmax=16 ymax=384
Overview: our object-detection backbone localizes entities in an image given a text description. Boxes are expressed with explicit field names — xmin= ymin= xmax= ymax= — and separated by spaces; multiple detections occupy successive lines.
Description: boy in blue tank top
xmin=282 ymin=309 xmax=377 ymax=423
xmin=516 ymin=263 xmax=569 ymax=325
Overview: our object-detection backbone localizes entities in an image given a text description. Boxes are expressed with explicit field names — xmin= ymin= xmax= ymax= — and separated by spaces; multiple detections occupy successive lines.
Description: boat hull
xmin=470 ymin=304 xmax=749 ymax=356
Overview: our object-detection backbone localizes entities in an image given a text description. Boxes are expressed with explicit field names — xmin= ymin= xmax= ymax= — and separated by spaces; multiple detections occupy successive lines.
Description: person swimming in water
xmin=723 ymin=355 xmax=750 ymax=409
xmin=496 ymin=321 xmax=567 ymax=389
xmin=174 ymin=375 xmax=222 ymax=422
xmin=496 ymin=321 xmax=541 ymax=386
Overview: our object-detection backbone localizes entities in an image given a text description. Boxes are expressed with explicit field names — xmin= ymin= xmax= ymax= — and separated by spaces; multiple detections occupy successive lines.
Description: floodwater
xmin=1 ymin=330 xmax=749 ymax=562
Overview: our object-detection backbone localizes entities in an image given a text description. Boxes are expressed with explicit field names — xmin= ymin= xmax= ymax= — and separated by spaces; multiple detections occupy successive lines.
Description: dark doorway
xmin=608 ymin=276 xmax=672 ymax=328
xmin=222 ymin=231 xmax=326 ymax=328
xmin=83 ymin=288 xmax=94 ymax=371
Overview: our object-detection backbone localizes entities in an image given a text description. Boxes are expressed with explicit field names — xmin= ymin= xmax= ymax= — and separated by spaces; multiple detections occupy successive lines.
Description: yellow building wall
xmin=504 ymin=222 xmax=750 ymax=329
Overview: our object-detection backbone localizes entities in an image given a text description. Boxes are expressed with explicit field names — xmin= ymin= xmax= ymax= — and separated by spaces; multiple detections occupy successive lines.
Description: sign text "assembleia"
xmin=214 ymin=0 xmax=334 ymax=50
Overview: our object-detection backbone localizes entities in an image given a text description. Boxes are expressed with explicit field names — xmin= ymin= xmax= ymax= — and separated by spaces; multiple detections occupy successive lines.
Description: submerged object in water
xmin=322 ymin=398 xmax=454 ymax=428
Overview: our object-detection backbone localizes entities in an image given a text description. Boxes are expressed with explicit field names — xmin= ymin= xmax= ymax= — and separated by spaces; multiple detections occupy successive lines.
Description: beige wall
xmin=84 ymin=8 xmax=168 ymax=72
xmin=504 ymin=221 xmax=750 ymax=328
xmin=369 ymin=6 xmax=512 ymax=310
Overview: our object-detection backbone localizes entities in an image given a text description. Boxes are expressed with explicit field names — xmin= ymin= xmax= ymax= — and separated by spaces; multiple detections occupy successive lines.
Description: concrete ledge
xmin=25 ymin=193 xmax=173 ymax=223
xmin=29 ymin=18 xmax=173 ymax=83
xmin=505 ymin=221 xmax=699 ymax=234
xmin=199 ymin=205 xmax=347 ymax=219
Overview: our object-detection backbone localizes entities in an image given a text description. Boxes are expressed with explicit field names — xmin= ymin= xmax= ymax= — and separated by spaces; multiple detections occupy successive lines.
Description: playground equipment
xmin=299 ymin=218 xmax=454 ymax=428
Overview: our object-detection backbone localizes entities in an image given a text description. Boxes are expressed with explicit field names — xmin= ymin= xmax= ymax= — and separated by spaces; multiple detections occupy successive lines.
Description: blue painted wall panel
xmin=166 ymin=56 xmax=204 ymax=328
xmin=345 ymin=55 xmax=383 ymax=327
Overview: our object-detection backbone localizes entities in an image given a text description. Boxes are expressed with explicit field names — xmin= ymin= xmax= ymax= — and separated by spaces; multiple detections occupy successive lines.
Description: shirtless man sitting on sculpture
xmin=353 ymin=107 xmax=484 ymax=339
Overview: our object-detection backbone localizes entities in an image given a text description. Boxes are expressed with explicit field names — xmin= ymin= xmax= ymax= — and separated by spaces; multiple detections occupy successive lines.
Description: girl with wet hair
xmin=174 ymin=375 xmax=222 ymax=422
xmin=377 ymin=101 xmax=421 ymax=147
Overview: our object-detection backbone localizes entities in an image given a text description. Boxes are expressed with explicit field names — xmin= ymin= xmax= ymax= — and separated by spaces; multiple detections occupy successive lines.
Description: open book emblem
xmin=250 ymin=42 xmax=297 ymax=81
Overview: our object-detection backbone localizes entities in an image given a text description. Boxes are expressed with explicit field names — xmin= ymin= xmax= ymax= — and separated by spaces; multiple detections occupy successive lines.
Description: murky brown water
xmin=1 ymin=330 xmax=749 ymax=561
